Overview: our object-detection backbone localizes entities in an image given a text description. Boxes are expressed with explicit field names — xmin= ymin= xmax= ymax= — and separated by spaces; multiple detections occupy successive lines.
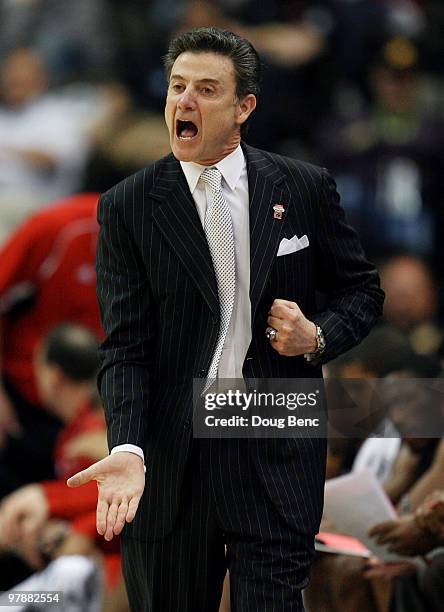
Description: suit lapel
xmin=148 ymin=147 xmax=295 ymax=320
xmin=148 ymin=155 xmax=219 ymax=314
xmin=243 ymin=144 xmax=291 ymax=321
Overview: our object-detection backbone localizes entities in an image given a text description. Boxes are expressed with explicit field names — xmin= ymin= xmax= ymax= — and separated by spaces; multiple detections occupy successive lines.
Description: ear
xmin=235 ymin=94 xmax=256 ymax=127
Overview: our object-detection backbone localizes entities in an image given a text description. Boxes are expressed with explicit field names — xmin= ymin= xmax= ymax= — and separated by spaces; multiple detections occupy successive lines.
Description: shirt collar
xmin=180 ymin=144 xmax=245 ymax=194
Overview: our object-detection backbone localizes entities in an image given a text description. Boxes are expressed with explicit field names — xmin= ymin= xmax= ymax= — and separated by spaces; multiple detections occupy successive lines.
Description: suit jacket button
xmin=198 ymin=369 xmax=207 ymax=377
xmin=211 ymin=315 xmax=218 ymax=325
xmin=183 ymin=420 xmax=191 ymax=430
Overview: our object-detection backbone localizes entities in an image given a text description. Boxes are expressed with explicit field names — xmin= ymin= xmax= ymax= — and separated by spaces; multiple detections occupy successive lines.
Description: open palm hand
xmin=67 ymin=452 xmax=145 ymax=541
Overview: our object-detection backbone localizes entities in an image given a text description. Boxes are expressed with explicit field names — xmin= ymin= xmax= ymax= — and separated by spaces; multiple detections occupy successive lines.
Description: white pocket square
xmin=277 ymin=234 xmax=309 ymax=257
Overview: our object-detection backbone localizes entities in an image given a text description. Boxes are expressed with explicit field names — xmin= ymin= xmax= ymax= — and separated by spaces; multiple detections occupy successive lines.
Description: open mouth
xmin=176 ymin=119 xmax=198 ymax=140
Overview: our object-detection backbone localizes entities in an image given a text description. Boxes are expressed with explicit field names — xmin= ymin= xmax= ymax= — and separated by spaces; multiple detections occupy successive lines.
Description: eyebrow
xmin=170 ymin=74 xmax=221 ymax=86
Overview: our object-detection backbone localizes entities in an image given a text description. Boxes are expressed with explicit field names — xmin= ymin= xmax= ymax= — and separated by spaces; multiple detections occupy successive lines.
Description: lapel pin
xmin=273 ymin=204 xmax=285 ymax=220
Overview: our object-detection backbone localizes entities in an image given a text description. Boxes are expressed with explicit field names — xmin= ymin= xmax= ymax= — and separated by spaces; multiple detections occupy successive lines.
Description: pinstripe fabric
xmin=121 ymin=443 xmax=226 ymax=612
xmin=95 ymin=143 xmax=384 ymax=608
xmin=121 ymin=439 xmax=307 ymax=612
xmin=208 ymin=439 xmax=308 ymax=612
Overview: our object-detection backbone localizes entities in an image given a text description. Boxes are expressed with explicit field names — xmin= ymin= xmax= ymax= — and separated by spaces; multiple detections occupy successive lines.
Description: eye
xmin=201 ymin=87 xmax=214 ymax=95
xmin=170 ymin=83 xmax=184 ymax=93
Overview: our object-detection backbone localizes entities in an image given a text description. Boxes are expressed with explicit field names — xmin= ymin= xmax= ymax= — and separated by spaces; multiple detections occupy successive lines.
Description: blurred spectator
xmin=367 ymin=489 xmax=444 ymax=611
xmin=0 ymin=324 xmax=115 ymax=607
xmin=0 ymin=193 xmax=103 ymax=498
xmin=83 ymin=82 xmax=171 ymax=193
xmin=308 ymin=429 xmax=443 ymax=612
xmin=327 ymin=0 xmax=418 ymax=84
xmin=325 ymin=325 xmax=411 ymax=481
xmin=0 ymin=0 xmax=115 ymax=85
xmin=0 ymin=554 xmax=102 ymax=611
xmin=107 ymin=1 xmax=176 ymax=111
xmin=307 ymin=336 xmax=443 ymax=612
xmin=0 ymin=47 xmax=91 ymax=238
xmin=377 ymin=352 xmax=443 ymax=506
xmin=370 ymin=489 xmax=444 ymax=557
xmin=380 ymin=254 xmax=443 ymax=355
xmin=316 ymin=35 xmax=444 ymax=271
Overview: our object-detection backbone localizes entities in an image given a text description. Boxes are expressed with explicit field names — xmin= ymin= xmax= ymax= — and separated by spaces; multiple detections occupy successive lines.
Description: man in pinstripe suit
xmin=68 ymin=27 xmax=384 ymax=611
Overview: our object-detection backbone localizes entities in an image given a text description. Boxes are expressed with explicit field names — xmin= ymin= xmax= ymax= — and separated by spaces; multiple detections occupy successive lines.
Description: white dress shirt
xmin=112 ymin=145 xmax=252 ymax=464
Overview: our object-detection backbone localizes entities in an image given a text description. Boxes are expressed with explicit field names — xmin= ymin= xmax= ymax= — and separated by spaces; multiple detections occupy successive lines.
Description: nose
xmin=177 ymin=88 xmax=196 ymax=111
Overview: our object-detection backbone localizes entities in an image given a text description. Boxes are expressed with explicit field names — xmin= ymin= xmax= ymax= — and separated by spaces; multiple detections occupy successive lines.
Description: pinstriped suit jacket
xmin=95 ymin=143 xmax=384 ymax=540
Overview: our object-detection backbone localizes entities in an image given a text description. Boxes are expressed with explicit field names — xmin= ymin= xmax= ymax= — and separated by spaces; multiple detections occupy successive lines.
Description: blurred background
xmin=1 ymin=0 xmax=444 ymax=347
xmin=1 ymin=1 xmax=444 ymax=611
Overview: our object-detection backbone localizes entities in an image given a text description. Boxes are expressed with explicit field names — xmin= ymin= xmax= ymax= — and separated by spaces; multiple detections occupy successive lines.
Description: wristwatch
xmin=304 ymin=325 xmax=326 ymax=362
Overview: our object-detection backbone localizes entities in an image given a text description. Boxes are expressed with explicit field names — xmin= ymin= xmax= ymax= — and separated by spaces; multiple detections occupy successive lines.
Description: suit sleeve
xmin=95 ymin=193 xmax=154 ymax=450
xmin=310 ymin=169 xmax=385 ymax=363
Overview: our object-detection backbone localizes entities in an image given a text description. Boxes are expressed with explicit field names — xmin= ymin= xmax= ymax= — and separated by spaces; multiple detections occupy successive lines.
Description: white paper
xmin=324 ymin=470 xmax=407 ymax=562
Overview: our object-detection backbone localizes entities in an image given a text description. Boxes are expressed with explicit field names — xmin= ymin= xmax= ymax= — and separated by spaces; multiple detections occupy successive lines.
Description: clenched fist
xmin=267 ymin=299 xmax=317 ymax=356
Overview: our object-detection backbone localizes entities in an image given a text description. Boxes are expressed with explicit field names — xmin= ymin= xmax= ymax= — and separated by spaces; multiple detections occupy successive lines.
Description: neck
xmin=197 ymin=132 xmax=241 ymax=166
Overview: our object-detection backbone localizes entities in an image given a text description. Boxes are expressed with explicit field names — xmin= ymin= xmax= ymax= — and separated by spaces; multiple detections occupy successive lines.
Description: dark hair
xmin=42 ymin=324 xmax=100 ymax=382
xmin=331 ymin=325 xmax=412 ymax=377
xmin=164 ymin=27 xmax=261 ymax=133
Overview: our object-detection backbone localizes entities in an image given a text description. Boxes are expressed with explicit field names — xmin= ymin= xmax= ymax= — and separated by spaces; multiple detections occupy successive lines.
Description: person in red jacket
xmin=0 ymin=324 xmax=121 ymax=593
xmin=0 ymin=193 xmax=103 ymax=496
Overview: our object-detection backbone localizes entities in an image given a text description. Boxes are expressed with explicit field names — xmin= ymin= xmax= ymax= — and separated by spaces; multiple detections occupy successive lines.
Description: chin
xmin=172 ymin=148 xmax=194 ymax=162
xmin=171 ymin=141 xmax=201 ymax=162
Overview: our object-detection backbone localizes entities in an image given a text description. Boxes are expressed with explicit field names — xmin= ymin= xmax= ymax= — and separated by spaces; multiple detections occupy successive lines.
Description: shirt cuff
xmin=111 ymin=444 xmax=146 ymax=473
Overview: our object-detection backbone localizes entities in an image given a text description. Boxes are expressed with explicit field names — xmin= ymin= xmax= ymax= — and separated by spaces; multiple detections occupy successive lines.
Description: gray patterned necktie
xmin=200 ymin=167 xmax=236 ymax=384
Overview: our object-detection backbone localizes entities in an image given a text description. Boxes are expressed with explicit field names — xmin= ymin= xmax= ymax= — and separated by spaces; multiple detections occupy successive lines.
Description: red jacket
xmin=41 ymin=402 xmax=104 ymax=519
xmin=40 ymin=402 xmax=121 ymax=588
xmin=0 ymin=194 xmax=103 ymax=406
